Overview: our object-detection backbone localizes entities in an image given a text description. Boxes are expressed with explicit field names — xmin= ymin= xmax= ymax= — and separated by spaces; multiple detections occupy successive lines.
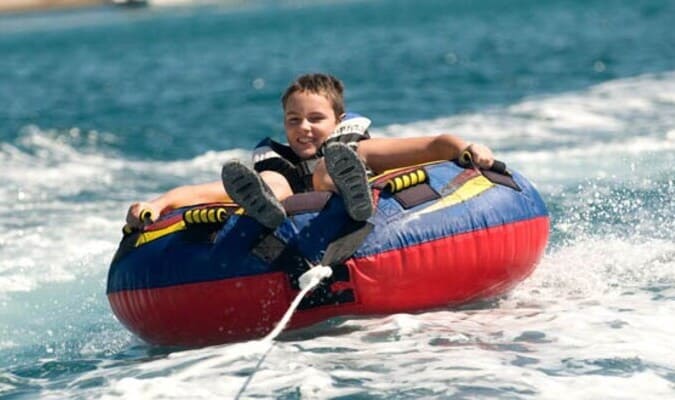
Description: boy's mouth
xmin=297 ymin=137 xmax=315 ymax=145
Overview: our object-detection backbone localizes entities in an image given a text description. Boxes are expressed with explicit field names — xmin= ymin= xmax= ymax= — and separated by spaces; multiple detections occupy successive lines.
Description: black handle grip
xmin=459 ymin=150 xmax=509 ymax=175
xmin=139 ymin=209 xmax=153 ymax=224
xmin=459 ymin=150 xmax=473 ymax=167
xmin=490 ymin=160 xmax=507 ymax=175
xmin=122 ymin=209 xmax=154 ymax=235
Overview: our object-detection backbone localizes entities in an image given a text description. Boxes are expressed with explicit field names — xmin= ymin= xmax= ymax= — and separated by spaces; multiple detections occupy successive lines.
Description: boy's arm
xmin=357 ymin=134 xmax=494 ymax=174
xmin=126 ymin=181 xmax=227 ymax=228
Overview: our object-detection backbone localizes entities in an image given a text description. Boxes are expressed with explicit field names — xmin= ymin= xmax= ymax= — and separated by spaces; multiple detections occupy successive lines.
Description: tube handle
xmin=459 ymin=150 xmax=509 ymax=175
xmin=122 ymin=209 xmax=154 ymax=235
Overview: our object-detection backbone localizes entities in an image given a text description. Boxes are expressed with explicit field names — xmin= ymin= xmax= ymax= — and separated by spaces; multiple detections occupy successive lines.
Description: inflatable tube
xmin=107 ymin=160 xmax=549 ymax=346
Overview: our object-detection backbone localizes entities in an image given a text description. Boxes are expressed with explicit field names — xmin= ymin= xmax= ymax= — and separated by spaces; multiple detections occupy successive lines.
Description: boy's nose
xmin=300 ymin=118 xmax=312 ymax=131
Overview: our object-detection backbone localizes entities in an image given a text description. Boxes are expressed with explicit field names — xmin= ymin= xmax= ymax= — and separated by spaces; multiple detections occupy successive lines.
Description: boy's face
xmin=283 ymin=91 xmax=339 ymax=159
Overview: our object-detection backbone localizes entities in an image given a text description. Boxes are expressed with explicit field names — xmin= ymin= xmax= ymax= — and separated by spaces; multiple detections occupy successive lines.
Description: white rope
xmin=234 ymin=265 xmax=333 ymax=399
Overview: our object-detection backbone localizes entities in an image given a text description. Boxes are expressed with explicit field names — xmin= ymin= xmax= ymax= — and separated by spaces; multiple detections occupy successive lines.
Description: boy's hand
xmin=467 ymin=143 xmax=494 ymax=169
xmin=126 ymin=202 xmax=159 ymax=229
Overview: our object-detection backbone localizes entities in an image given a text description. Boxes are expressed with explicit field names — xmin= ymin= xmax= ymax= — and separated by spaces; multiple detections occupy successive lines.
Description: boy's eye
xmin=308 ymin=115 xmax=326 ymax=123
xmin=286 ymin=117 xmax=300 ymax=124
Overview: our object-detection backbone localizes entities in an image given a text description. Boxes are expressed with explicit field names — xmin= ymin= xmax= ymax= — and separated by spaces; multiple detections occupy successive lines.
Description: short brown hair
xmin=281 ymin=73 xmax=345 ymax=118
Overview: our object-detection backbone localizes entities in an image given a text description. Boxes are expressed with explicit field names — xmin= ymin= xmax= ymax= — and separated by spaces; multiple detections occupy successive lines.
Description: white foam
xmin=0 ymin=126 xmax=249 ymax=297
xmin=511 ymin=236 xmax=675 ymax=303
xmin=42 ymin=282 xmax=675 ymax=399
xmin=374 ymin=72 xmax=675 ymax=192
xmin=1 ymin=126 xmax=248 ymax=199
xmin=0 ymin=340 xmax=17 ymax=350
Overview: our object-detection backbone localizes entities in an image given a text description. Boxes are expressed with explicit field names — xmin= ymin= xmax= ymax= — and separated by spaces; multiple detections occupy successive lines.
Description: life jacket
xmin=252 ymin=113 xmax=371 ymax=193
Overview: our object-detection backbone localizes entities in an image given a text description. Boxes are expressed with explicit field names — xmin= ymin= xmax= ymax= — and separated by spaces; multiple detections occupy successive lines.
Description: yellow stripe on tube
xmin=134 ymin=220 xmax=187 ymax=247
xmin=416 ymin=175 xmax=494 ymax=216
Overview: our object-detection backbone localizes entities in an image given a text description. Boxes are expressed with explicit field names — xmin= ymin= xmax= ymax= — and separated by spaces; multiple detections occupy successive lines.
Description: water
xmin=1 ymin=0 xmax=674 ymax=398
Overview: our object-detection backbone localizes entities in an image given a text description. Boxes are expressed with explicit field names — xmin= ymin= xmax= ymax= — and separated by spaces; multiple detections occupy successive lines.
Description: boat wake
xmin=1 ymin=71 xmax=674 ymax=399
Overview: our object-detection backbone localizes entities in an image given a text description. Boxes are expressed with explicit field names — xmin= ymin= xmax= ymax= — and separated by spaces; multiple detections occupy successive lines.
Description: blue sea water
xmin=1 ymin=0 xmax=674 ymax=398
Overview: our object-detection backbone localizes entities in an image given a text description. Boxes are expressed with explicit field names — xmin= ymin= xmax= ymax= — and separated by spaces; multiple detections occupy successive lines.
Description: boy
xmin=126 ymin=73 xmax=494 ymax=228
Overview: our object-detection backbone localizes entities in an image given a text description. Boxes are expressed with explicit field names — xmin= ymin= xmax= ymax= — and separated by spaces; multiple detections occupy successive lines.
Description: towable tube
xmin=107 ymin=159 xmax=549 ymax=346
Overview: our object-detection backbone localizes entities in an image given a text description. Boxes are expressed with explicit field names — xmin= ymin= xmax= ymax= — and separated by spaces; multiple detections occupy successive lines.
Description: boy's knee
xmin=260 ymin=171 xmax=293 ymax=200
xmin=312 ymin=160 xmax=335 ymax=192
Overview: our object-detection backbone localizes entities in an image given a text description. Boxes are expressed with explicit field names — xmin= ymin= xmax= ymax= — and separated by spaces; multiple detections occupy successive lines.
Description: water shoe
xmin=221 ymin=160 xmax=286 ymax=229
xmin=324 ymin=142 xmax=374 ymax=221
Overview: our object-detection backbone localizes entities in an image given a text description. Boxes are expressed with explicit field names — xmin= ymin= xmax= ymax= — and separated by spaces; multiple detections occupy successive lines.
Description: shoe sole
xmin=324 ymin=143 xmax=373 ymax=221
xmin=221 ymin=161 xmax=285 ymax=229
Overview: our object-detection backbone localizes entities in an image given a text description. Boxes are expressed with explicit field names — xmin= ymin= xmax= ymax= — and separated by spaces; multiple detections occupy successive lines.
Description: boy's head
xmin=281 ymin=73 xmax=346 ymax=159
xmin=281 ymin=73 xmax=345 ymax=119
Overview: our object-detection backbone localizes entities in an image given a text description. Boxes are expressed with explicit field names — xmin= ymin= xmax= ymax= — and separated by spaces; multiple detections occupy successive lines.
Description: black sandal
xmin=221 ymin=160 xmax=286 ymax=229
xmin=324 ymin=142 xmax=374 ymax=221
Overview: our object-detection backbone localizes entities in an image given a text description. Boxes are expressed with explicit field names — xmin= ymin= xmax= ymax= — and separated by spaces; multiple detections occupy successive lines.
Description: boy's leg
xmin=221 ymin=161 xmax=287 ymax=229
xmin=324 ymin=142 xmax=373 ymax=221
